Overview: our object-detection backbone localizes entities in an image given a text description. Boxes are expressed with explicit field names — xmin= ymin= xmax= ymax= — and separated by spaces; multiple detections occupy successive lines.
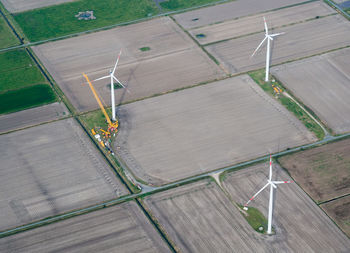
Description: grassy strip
xmin=79 ymin=110 xmax=141 ymax=193
xmin=13 ymin=0 xmax=159 ymax=42
xmin=238 ymin=204 xmax=269 ymax=234
xmin=249 ymin=70 xmax=325 ymax=140
xmin=0 ymin=84 xmax=56 ymax=114
xmin=160 ymin=0 xmax=228 ymax=11
xmin=0 ymin=15 xmax=18 ymax=48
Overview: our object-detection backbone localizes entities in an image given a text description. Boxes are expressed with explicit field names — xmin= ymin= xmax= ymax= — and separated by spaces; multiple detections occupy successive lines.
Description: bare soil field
xmin=0 ymin=0 xmax=76 ymax=13
xmin=221 ymin=164 xmax=350 ymax=252
xmin=278 ymin=138 xmax=350 ymax=203
xmin=0 ymin=118 xmax=127 ymax=231
xmin=0 ymin=102 xmax=69 ymax=134
xmin=190 ymin=1 xmax=335 ymax=45
xmin=173 ymin=0 xmax=308 ymax=29
xmin=272 ymin=47 xmax=350 ymax=134
xmin=144 ymin=171 xmax=350 ymax=252
xmin=205 ymin=15 xmax=350 ymax=74
xmin=115 ymin=75 xmax=315 ymax=186
xmin=32 ymin=17 xmax=224 ymax=112
xmin=0 ymin=201 xmax=170 ymax=253
xmin=321 ymin=196 xmax=350 ymax=237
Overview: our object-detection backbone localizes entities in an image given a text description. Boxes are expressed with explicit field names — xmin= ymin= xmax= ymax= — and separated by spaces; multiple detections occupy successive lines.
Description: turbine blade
xmin=113 ymin=76 xmax=131 ymax=94
xmin=251 ymin=36 xmax=267 ymax=57
xmin=112 ymin=49 xmax=122 ymax=75
xmin=270 ymin=32 xmax=285 ymax=37
xmin=244 ymin=182 xmax=270 ymax=206
xmin=263 ymin=17 xmax=268 ymax=34
xmin=272 ymin=181 xmax=291 ymax=184
xmin=113 ymin=76 xmax=125 ymax=88
xmin=93 ymin=75 xmax=110 ymax=82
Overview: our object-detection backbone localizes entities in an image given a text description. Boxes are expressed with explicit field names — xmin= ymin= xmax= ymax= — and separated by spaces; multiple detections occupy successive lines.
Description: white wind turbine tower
xmin=94 ymin=49 xmax=128 ymax=122
xmin=243 ymin=155 xmax=291 ymax=234
xmin=251 ymin=17 xmax=284 ymax=82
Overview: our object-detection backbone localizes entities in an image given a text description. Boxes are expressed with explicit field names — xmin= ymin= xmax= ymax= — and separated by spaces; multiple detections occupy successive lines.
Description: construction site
xmin=0 ymin=0 xmax=350 ymax=252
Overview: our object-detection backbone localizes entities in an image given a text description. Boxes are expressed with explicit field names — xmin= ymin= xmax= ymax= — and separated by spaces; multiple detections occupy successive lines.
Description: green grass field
xmin=159 ymin=0 xmax=227 ymax=11
xmin=0 ymin=15 xmax=19 ymax=48
xmin=249 ymin=70 xmax=325 ymax=140
xmin=238 ymin=204 xmax=268 ymax=234
xmin=0 ymin=84 xmax=56 ymax=114
xmin=0 ymin=49 xmax=33 ymax=71
xmin=0 ymin=49 xmax=46 ymax=92
xmin=14 ymin=0 xmax=159 ymax=42
xmin=0 ymin=67 xmax=46 ymax=93
xmin=0 ymin=49 xmax=56 ymax=114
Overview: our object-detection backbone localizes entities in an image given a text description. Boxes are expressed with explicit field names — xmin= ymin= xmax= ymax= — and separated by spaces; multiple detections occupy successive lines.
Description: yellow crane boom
xmin=83 ymin=73 xmax=118 ymax=131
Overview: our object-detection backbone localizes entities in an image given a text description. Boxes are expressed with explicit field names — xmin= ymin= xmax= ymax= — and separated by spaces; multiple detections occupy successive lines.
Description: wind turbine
xmin=243 ymin=155 xmax=291 ymax=234
xmin=94 ymin=49 xmax=127 ymax=122
xmin=251 ymin=17 xmax=284 ymax=82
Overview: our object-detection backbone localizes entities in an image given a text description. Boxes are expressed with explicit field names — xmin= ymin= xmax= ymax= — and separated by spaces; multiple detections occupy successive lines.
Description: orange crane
xmin=83 ymin=73 xmax=118 ymax=132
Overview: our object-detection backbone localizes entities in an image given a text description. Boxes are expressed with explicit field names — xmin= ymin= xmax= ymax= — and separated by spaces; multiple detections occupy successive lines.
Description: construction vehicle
xmin=83 ymin=73 xmax=118 ymax=133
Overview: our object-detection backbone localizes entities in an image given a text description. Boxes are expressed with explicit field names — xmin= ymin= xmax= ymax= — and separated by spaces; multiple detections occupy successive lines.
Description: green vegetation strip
xmin=13 ymin=0 xmax=159 ymax=42
xmin=238 ymin=204 xmax=268 ymax=234
xmin=0 ymin=84 xmax=56 ymax=115
xmin=79 ymin=109 xmax=141 ymax=193
xmin=160 ymin=0 xmax=228 ymax=11
xmin=0 ymin=15 xmax=18 ymax=49
xmin=249 ymin=70 xmax=325 ymax=140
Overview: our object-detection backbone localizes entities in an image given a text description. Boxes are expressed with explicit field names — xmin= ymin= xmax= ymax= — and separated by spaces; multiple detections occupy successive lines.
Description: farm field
xmin=272 ymin=47 xmax=350 ymax=134
xmin=0 ymin=84 xmax=56 ymax=114
xmin=144 ymin=168 xmax=350 ymax=252
xmin=173 ymin=0 xmax=308 ymax=29
xmin=0 ymin=49 xmax=57 ymax=114
xmin=13 ymin=0 xmax=159 ymax=41
xmin=0 ymin=201 xmax=171 ymax=252
xmin=0 ymin=118 xmax=127 ymax=231
xmin=190 ymin=1 xmax=335 ymax=45
xmin=321 ymin=195 xmax=350 ymax=237
xmin=205 ymin=15 xmax=350 ymax=74
xmin=0 ymin=15 xmax=18 ymax=48
xmin=221 ymin=163 xmax=350 ymax=252
xmin=114 ymin=75 xmax=316 ymax=185
xmin=0 ymin=102 xmax=68 ymax=134
xmin=278 ymin=138 xmax=350 ymax=203
xmin=32 ymin=17 xmax=224 ymax=112
xmin=0 ymin=0 xmax=76 ymax=13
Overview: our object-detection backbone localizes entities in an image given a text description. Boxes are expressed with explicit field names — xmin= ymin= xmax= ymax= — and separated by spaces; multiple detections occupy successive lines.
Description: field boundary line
xmin=1 ymin=132 xmax=350 ymax=238
xmin=324 ymin=0 xmax=350 ymax=20
xmin=318 ymin=193 xmax=350 ymax=205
